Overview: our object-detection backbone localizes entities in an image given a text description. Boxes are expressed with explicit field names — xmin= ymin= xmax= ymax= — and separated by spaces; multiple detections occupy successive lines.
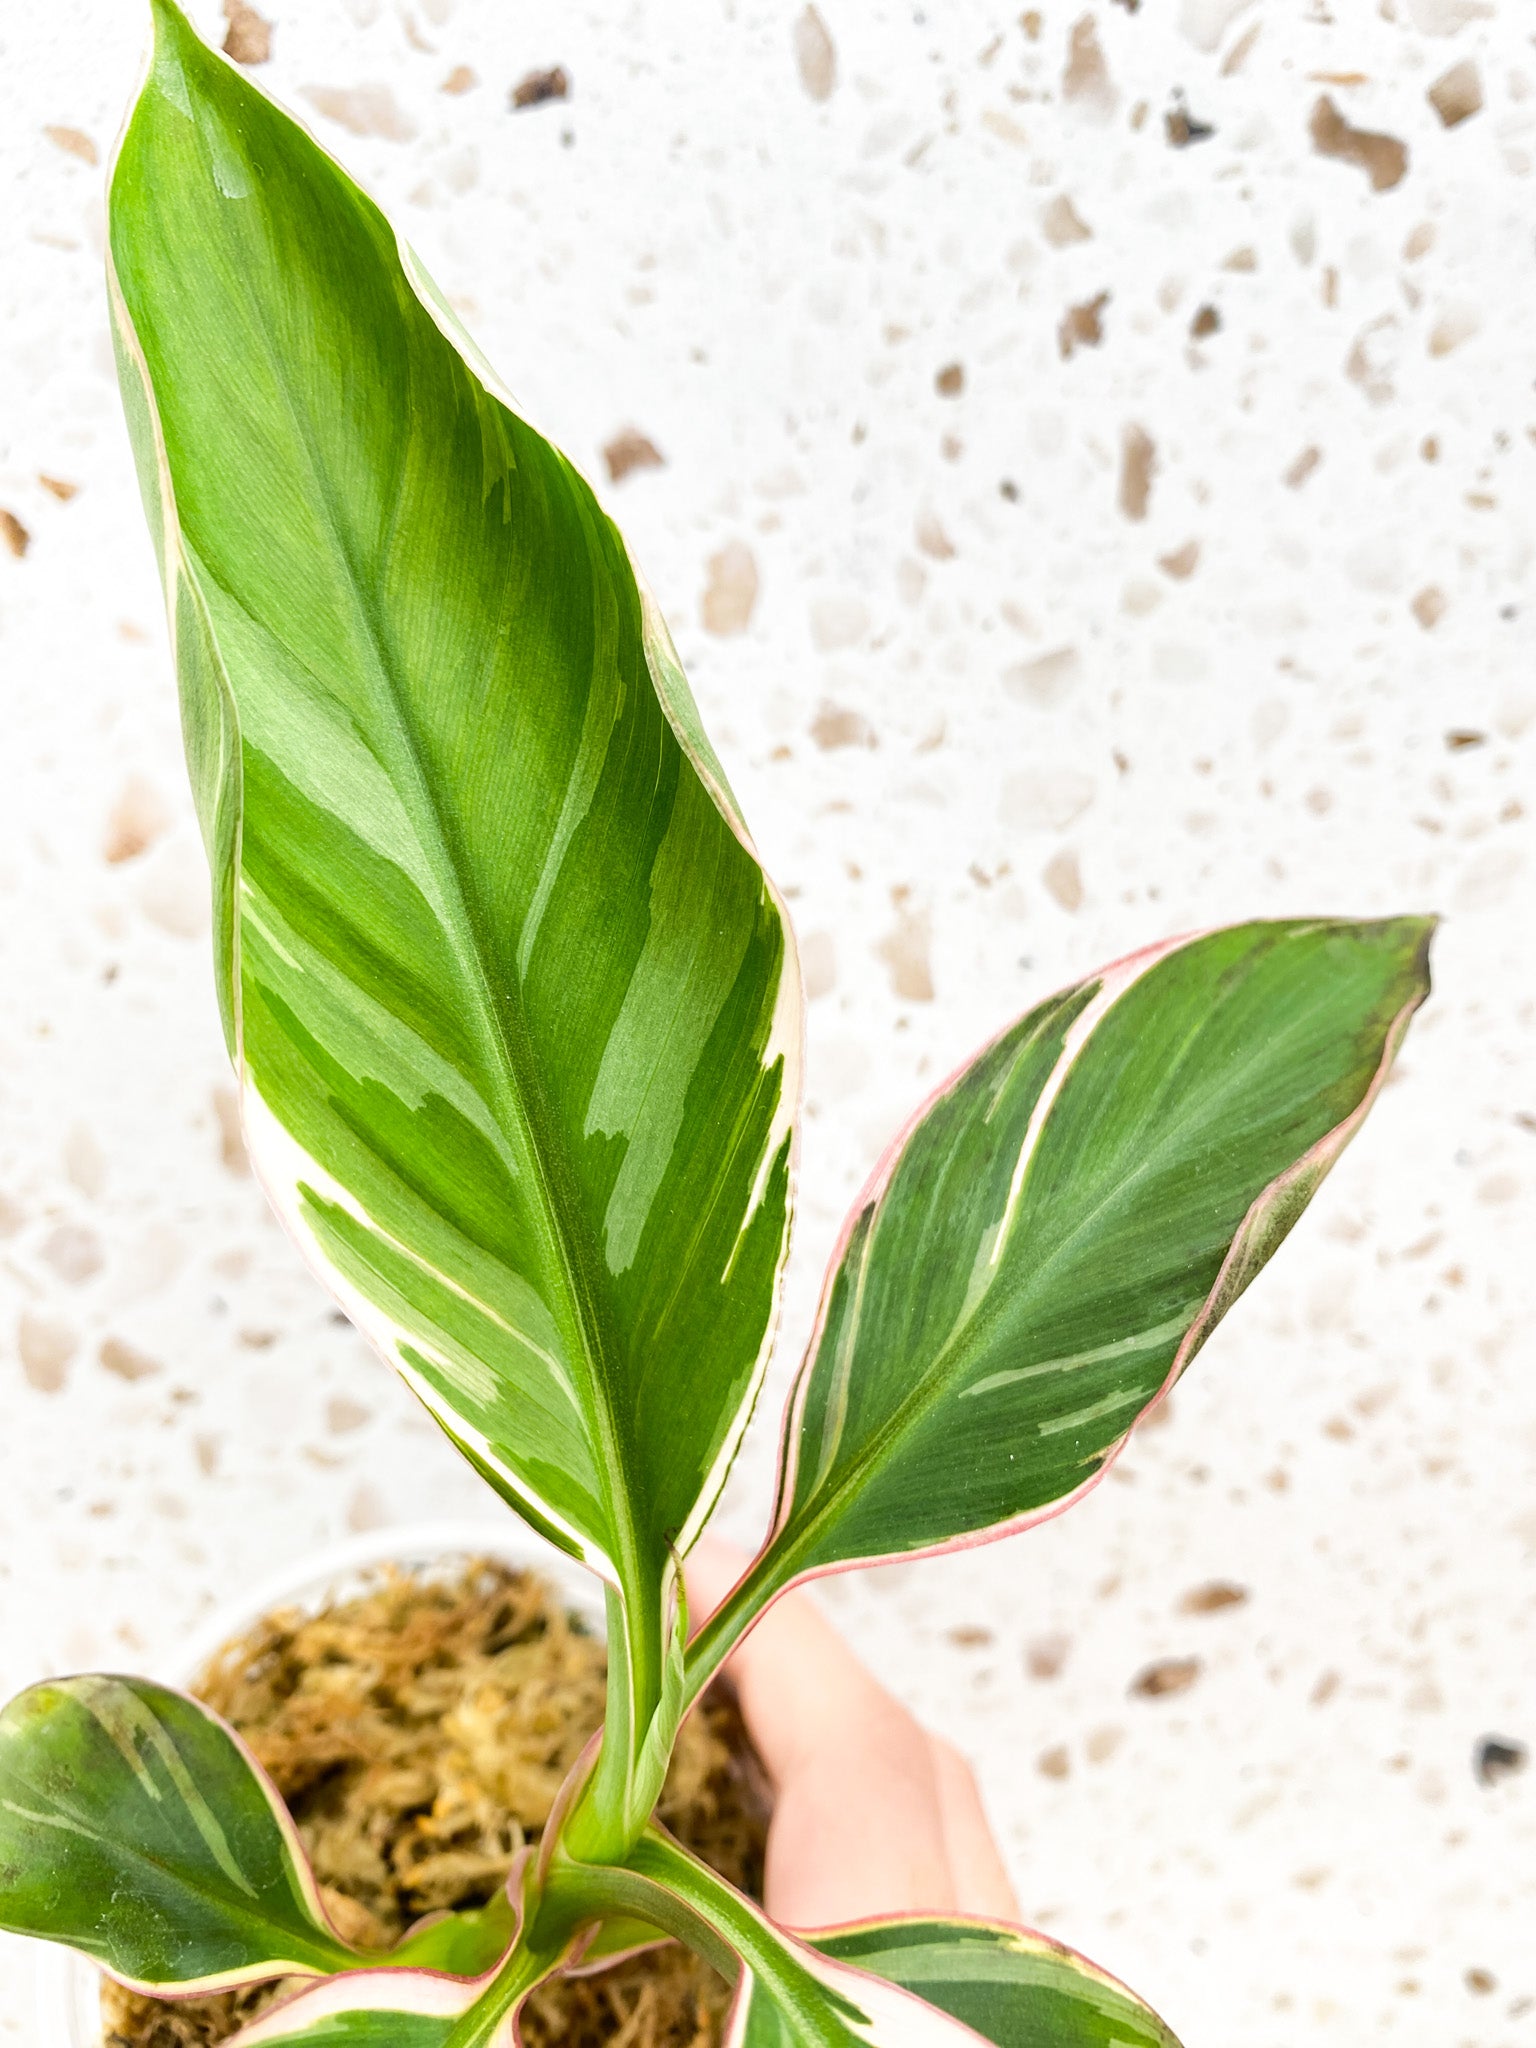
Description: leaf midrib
xmin=132 ymin=156 xmax=639 ymax=1584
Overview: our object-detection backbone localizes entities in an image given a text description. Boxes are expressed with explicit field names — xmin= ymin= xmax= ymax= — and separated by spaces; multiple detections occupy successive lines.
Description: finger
xmin=928 ymin=1737 xmax=1019 ymax=1920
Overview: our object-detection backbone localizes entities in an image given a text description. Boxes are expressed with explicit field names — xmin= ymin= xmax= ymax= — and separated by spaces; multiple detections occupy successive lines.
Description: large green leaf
xmin=691 ymin=918 xmax=1429 ymax=1674
xmin=107 ymin=0 xmax=800 ymax=1648
xmin=813 ymin=1920 xmax=1180 ymax=2048
xmin=0 ymin=1675 xmax=358 ymax=1993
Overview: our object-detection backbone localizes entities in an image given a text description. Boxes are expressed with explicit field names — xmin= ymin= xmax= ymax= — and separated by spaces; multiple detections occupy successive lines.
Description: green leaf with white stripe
xmin=0 ymin=1675 xmax=359 ymax=1993
xmin=812 ymin=1919 xmax=1181 ymax=2048
xmin=107 ymin=0 xmax=800 ymax=1650
xmin=692 ymin=918 xmax=1429 ymax=1665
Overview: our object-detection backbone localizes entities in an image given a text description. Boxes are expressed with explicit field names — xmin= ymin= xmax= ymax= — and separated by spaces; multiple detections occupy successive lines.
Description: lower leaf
xmin=0 ymin=1674 xmax=358 ymax=1994
xmin=813 ymin=1918 xmax=1181 ymax=2048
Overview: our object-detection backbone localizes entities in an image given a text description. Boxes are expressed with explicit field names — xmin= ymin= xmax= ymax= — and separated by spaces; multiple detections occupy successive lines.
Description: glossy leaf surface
xmin=813 ymin=1919 xmax=1181 ymax=2048
xmin=735 ymin=918 xmax=1429 ymax=1604
xmin=0 ymin=1675 xmax=356 ymax=1992
xmin=108 ymin=0 xmax=800 ymax=1622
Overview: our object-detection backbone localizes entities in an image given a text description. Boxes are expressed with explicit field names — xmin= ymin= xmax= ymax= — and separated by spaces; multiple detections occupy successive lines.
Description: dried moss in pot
xmin=102 ymin=1560 xmax=769 ymax=2048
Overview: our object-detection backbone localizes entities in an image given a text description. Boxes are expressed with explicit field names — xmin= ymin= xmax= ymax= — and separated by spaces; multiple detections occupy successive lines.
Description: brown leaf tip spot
xmin=1428 ymin=60 xmax=1481 ymax=129
xmin=222 ymin=0 xmax=273 ymax=65
xmin=1309 ymin=95 xmax=1408 ymax=193
xmin=1058 ymin=290 xmax=1109 ymax=360
xmin=1179 ymin=1580 xmax=1248 ymax=1615
xmin=511 ymin=67 xmax=571 ymax=111
xmin=602 ymin=428 xmax=665 ymax=485
xmin=1131 ymin=1655 xmax=1202 ymax=1698
xmin=1 ymin=509 xmax=31 ymax=558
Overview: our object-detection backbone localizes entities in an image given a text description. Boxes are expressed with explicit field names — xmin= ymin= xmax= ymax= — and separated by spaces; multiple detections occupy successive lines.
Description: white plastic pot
xmin=36 ymin=1518 xmax=606 ymax=2046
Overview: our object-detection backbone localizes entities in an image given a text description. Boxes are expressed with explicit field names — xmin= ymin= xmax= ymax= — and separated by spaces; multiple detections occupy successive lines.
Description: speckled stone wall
xmin=2 ymin=1 xmax=1532 ymax=2040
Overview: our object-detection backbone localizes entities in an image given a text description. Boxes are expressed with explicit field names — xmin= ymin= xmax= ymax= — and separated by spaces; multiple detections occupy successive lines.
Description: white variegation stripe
xmin=765 ymin=934 xmax=1201 ymax=1558
xmin=961 ymin=1307 xmax=1198 ymax=1402
xmin=237 ymin=1084 xmax=612 ymax=1581
xmin=724 ymin=1942 xmax=996 ymax=2048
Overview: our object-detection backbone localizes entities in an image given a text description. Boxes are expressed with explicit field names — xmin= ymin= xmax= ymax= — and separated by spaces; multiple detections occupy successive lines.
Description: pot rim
xmin=35 ymin=1514 xmax=605 ymax=2046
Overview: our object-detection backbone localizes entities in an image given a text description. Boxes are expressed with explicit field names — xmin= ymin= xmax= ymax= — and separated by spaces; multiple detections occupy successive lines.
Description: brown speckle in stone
xmin=19 ymin=1312 xmax=76 ymax=1393
xmin=511 ymin=68 xmax=570 ymax=111
xmin=1041 ymin=194 xmax=1092 ymax=247
xmin=45 ymin=125 xmax=98 ymax=164
xmin=1309 ymin=95 xmax=1408 ymax=192
xmin=1445 ymin=728 xmax=1485 ymax=750
xmin=602 ymin=429 xmax=665 ymax=484
xmin=1005 ymin=646 xmax=1081 ymax=708
xmin=1428 ymin=59 xmax=1482 ymax=127
xmin=104 ymin=775 xmax=172 ymax=864
xmin=1058 ymin=290 xmax=1109 ymax=359
xmin=1158 ymin=539 xmax=1201 ymax=579
xmin=1429 ymin=306 xmax=1479 ymax=357
xmin=1020 ymin=10 xmax=1043 ymax=39
xmin=1118 ymin=423 xmax=1156 ymax=521
xmin=1131 ymin=1656 xmax=1201 ymax=1698
xmin=1190 ymin=304 xmax=1221 ymax=339
xmin=876 ymin=900 xmax=934 ymax=1003
xmin=222 ymin=0 xmax=272 ymax=64
xmin=1 ymin=510 xmax=30 ymax=558
xmin=1285 ymin=445 xmax=1322 ymax=489
xmin=1027 ymin=1633 xmax=1070 ymax=1680
xmin=327 ymin=1395 xmax=372 ymax=1434
xmin=793 ymin=6 xmax=837 ymax=102
xmin=1042 ymin=848 xmax=1083 ymax=912
xmin=212 ymin=1086 xmax=250 ymax=1175
xmin=1412 ymin=587 xmax=1447 ymax=630
xmin=800 ymin=931 xmax=837 ymax=1000
xmin=1404 ymin=221 xmax=1436 ymax=262
xmin=64 ymin=1126 xmax=105 ymax=1199
xmin=1474 ymin=1735 xmax=1526 ymax=1786
xmin=100 ymin=1337 xmax=162 ymax=1384
xmin=915 ymin=510 xmax=956 ymax=560
xmin=1085 ymin=1726 xmax=1123 ymax=1764
xmin=1311 ymin=1670 xmax=1340 ymax=1704
xmin=1345 ymin=315 xmax=1401 ymax=406
xmin=441 ymin=66 xmax=477 ymax=94
xmin=1465 ymin=1968 xmax=1496 ymax=1996
xmin=1063 ymin=16 xmax=1115 ymax=118
xmin=1180 ymin=1581 xmax=1248 ymax=1615
xmin=39 ymin=474 xmax=79 ymax=501
xmin=811 ymin=704 xmax=877 ymax=751
xmin=935 ymin=362 xmax=964 ymax=397
xmin=42 ymin=1223 xmax=103 ymax=1286
xmin=303 ymin=85 xmax=418 ymax=141
xmin=1165 ymin=95 xmax=1215 ymax=147
xmin=701 ymin=541 xmax=759 ymax=635
xmin=1038 ymin=1744 xmax=1070 ymax=1779
xmin=948 ymin=1626 xmax=994 ymax=1648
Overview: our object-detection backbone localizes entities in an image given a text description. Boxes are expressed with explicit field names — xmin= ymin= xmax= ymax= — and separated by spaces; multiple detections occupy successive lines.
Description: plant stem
xmin=681 ymin=1547 xmax=789 ymax=1711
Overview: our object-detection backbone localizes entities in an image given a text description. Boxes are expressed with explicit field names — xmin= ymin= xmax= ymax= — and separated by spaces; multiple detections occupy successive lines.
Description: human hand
xmin=685 ymin=1540 xmax=1018 ymax=1930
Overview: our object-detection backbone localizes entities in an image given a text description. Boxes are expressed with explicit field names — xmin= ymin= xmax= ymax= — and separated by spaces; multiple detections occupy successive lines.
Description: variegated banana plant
xmin=0 ymin=6 xmax=1434 ymax=2045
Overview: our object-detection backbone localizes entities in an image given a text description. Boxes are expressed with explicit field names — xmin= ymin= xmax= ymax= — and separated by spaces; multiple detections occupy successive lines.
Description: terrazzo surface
xmin=2 ymin=0 xmax=1533 ymax=2040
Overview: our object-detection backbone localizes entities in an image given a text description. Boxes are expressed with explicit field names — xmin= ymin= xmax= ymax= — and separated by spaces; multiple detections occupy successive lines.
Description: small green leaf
xmin=0 ymin=1675 xmax=356 ymax=1993
xmin=702 ymin=918 xmax=1429 ymax=1643
xmin=108 ymin=0 xmax=800 ymax=1685
xmin=388 ymin=1891 xmax=517 ymax=1977
xmin=814 ymin=1918 xmax=1182 ymax=2048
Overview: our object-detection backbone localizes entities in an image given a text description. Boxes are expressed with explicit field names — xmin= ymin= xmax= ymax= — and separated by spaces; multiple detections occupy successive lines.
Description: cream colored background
xmin=1 ymin=0 xmax=1533 ymax=2039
